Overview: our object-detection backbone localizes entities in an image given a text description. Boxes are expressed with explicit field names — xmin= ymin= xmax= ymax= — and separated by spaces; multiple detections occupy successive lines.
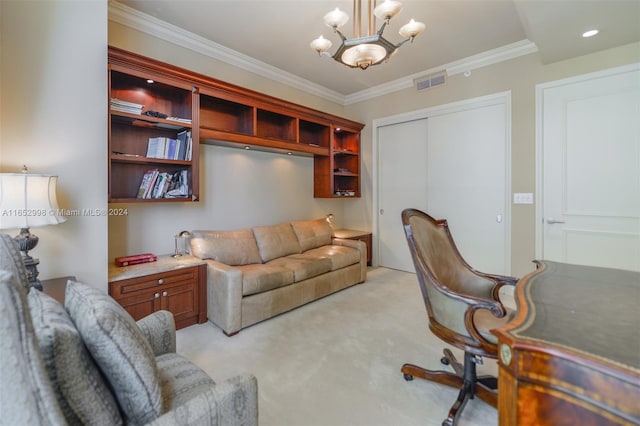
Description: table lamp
xmin=172 ymin=230 xmax=192 ymax=257
xmin=0 ymin=166 xmax=67 ymax=290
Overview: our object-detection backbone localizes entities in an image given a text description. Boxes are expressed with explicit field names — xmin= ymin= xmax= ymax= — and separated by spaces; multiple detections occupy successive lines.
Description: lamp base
xmin=14 ymin=228 xmax=43 ymax=290
xmin=22 ymin=254 xmax=42 ymax=291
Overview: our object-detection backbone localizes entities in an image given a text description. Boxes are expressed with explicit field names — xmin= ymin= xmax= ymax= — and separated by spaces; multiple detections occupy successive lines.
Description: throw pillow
xmin=190 ymin=229 xmax=262 ymax=266
xmin=291 ymin=218 xmax=333 ymax=251
xmin=28 ymin=288 xmax=122 ymax=426
xmin=65 ymin=280 xmax=162 ymax=425
xmin=252 ymin=222 xmax=302 ymax=262
xmin=0 ymin=270 xmax=66 ymax=426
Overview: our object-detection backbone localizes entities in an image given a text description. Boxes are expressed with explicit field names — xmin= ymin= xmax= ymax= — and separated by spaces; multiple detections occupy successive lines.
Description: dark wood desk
xmin=492 ymin=261 xmax=640 ymax=425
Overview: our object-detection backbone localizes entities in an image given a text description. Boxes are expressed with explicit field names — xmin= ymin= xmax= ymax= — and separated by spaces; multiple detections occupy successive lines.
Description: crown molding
xmin=108 ymin=1 xmax=346 ymax=104
xmin=344 ymin=40 xmax=537 ymax=105
xmin=109 ymin=1 xmax=537 ymax=106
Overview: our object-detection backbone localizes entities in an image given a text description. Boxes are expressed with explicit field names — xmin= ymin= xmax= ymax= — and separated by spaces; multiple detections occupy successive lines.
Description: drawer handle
xmin=158 ymin=279 xmax=164 ymax=285
xmin=154 ymin=292 xmax=159 ymax=298
xmin=162 ymin=291 xmax=168 ymax=297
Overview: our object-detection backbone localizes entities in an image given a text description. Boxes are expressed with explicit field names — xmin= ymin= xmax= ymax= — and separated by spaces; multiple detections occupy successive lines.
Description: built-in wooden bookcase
xmin=313 ymin=125 xmax=361 ymax=198
xmin=108 ymin=51 xmax=199 ymax=203
xmin=108 ymin=46 xmax=363 ymax=200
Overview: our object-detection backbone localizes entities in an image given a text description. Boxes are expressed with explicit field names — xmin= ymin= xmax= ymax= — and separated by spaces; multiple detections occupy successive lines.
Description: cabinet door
xmin=116 ymin=289 xmax=162 ymax=321
xmin=160 ymin=279 xmax=199 ymax=330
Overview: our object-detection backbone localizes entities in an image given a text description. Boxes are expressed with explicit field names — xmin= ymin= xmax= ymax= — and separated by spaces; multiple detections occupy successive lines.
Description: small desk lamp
xmin=172 ymin=230 xmax=192 ymax=257
xmin=0 ymin=166 xmax=67 ymax=290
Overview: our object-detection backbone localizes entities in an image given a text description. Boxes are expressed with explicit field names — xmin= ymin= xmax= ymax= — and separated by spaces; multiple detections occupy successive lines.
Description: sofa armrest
xmin=148 ymin=373 xmax=258 ymax=426
xmin=332 ymin=238 xmax=367 ymax=282
xmin=204 ymin=260 xmax=244 ymax=336
xmin=137 ymin=310 xmax=176 ymax=355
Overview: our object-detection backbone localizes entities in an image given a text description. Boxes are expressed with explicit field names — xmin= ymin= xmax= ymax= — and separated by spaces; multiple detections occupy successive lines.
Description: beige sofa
xmin=190 ymin=218 xmax=367 ymax=336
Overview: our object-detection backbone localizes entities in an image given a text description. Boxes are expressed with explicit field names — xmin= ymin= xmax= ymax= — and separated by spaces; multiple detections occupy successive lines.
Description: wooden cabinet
xmin=108 ymin=48 xmax=199 ymax=203
xmin=108 ymin=46 xmax=363 ymax=199
xmin=108 ymin=263 xmax=207 ymax=330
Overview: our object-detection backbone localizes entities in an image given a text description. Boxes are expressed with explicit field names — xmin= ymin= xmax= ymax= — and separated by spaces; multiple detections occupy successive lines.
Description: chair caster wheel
xmin=440 ymin=357 xmax=450 ymax=365
xmin=403 ymin=373 xmax=414 ymax=381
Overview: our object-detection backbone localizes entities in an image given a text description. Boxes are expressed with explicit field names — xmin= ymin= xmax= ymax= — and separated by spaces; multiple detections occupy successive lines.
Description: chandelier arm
xmin=333 ymin=28 xmax=348 ymax=42
xmin=376 ymin=20 xmax=388 ymax=36
xmin=395 ymin=37 xmax=413 ymax=49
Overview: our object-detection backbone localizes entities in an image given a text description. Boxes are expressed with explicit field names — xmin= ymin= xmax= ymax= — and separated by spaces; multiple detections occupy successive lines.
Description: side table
xmin=108 ymin=255 xmax=207 ymax=330
xmin=41 ymin=276 xmax=76 ymax=304
xmin=334 ymin=229 xmax=372 ymax=266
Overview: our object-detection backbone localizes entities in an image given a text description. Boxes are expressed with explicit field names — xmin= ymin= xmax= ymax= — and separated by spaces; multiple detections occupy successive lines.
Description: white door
xmin=376 ymin=93 xmax=511 ymax=274
xmin=538 ymin=65 xmax=640 ymax=271
xmin=378 ymin=118 xmax=429 ymax=272
xmin=426 ymin=103 xmax=509 ymax=274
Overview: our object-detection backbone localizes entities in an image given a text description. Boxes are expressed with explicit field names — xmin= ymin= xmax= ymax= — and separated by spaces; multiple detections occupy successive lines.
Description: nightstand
xmin=108 ymin=255 xmax=207 ymax=330
xmin=333 ymin=229 xmax=372 ymax=266
xmin=41 ymin=276 xmax=76 ymax=304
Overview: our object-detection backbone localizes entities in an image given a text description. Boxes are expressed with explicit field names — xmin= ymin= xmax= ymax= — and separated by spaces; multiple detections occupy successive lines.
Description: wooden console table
xmin=492 ymin=260 xmax=640 ymax=425
xmin=41 ymin=276 xmax=76 ymax=303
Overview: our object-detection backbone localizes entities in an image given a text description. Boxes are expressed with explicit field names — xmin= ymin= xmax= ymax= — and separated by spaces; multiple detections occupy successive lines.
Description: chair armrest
xmin=147 ymin=373 xmax=258 ymax=426
xmin=137 ymin=310 xmax=176 ymax=355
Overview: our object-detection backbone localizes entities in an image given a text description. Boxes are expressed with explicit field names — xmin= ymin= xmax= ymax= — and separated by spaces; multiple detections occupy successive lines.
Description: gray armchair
xmin=0 ymin=234 xmax=258 ymax=426
xmin=400 ymin=209 xmax=517 ymax=426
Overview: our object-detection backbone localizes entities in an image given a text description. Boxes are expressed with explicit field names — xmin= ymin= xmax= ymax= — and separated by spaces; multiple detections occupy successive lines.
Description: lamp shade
xmin=0 ymin=173 xmax=66 ymax=230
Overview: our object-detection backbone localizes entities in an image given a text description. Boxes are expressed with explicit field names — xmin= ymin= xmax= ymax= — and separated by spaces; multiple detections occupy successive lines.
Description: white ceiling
xmin=113 ymin=0 xmax=640 ymax=99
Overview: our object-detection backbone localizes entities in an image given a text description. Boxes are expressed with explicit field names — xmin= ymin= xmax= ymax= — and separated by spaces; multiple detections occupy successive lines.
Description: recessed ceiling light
xmin=582 ymin=29 xmax=599 ymax=38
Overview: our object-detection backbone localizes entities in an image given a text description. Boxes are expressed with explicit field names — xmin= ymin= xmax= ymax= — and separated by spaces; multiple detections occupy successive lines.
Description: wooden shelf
xmin=108 ymin=49 xmax=199 ymax=203
xmin=108 ymin=46 xmax=363 ymax=201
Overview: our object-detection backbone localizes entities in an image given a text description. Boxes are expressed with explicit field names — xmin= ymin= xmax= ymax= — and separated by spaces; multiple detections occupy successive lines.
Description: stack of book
xmin=110 ymin=98 xmax=144 ymax=115
xmin=136 ymin=169 xmax=190 ymax=199
xmin=145 ymin=131 xmax=192 ymax=161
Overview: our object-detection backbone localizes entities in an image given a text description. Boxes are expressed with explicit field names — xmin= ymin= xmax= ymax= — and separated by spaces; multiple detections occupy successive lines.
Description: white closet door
xmin=378 ymin=118 xmax=429 ymax=272
xmin=376 ymin=94 xmax=510 ymax=275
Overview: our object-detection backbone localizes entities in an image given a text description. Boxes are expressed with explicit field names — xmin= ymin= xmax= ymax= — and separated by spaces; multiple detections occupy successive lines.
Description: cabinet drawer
xmin=109 ymin=267 xmax=197 ymax=298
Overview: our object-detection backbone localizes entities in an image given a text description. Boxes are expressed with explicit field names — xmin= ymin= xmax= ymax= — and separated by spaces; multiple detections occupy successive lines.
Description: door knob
xmin=546 ymin=218 xmax=566 ymax=224
xmin=379 ymin=209 xmax=384 ymax=215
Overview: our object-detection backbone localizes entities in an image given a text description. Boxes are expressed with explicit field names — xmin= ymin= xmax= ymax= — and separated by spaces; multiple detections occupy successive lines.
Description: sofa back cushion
xmin=253 ymin=223 xmax=302 ymax=263
xmin=65 ymin=280 xmax=162 ymax=425
xmin=190 ymin=229 xmax=262 ymax=266
xmin=291 ymin=218 xmax=333 ymax=252
xmin=28 ymin=288 xmax=122 ymax=425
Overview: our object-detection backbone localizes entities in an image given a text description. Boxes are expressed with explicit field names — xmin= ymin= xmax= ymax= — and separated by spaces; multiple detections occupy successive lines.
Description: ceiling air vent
xmin=415 ymin=74 xmax=446 ymax=91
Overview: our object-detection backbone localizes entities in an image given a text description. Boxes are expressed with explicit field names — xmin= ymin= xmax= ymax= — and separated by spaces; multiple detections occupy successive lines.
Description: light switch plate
xmin=514 ymin=193 xmax=534 ymax=204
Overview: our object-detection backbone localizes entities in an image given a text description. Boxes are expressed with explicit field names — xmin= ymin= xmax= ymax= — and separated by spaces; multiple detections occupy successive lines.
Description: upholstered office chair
xmin=401 ymin=208 xmax=518 ymax=426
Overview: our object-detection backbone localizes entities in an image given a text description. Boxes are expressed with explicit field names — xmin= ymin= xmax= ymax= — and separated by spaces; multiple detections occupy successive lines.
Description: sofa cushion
xmin=28 ymin=288 xmax=122 ymax=426
xmin=156 ymin=353 xmax=215 ymax=412
xmin=253 ymin=223 xmax=302 ymax=263
xmin=0 ymin=270 xmax=67 ymax=426
xmin=190 ymin=229 xmax=262 ymax=266
xmin=291 ymin=218 xmax=333 ymax=252
xmin=305 ymin=245 xmax=361 ymax=270
xmin=238 ymin=263 xmax=295 ymax=296
xmin=65 ymin=280 xmax=163 ymax=425
xmin=268 ymin=253 xmax=333 ymax=282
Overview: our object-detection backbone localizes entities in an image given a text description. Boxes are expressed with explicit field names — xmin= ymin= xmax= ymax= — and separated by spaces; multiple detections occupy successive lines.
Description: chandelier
xmin=310 ymin=0 xmax=425 ymax=70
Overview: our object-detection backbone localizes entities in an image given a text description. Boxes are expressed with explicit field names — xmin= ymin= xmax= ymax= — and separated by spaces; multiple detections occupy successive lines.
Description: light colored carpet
xmin=176 ymin=267 xmax=499 ymax=426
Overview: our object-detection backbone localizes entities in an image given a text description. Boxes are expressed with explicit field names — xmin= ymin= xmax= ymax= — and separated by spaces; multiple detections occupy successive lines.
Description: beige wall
xmin=0 ymin=1 xmax=108 ymax=287
xmin=346 ymin=42 xmax=640 ymax=276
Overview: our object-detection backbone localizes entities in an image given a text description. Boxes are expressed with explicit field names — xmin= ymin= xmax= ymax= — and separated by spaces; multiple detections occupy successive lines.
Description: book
xmin=166 ymin=138 xmax=177 ymax=160
xmin=136 ymin=169 xmax=158 ymax=198
xmin=143 ymin=169 xmax=160 ymax=198
xmin=110 ymin=98 xmax=144 ymax=115
xmin=177 ymin=130 xmax=188 ymax=160
xmin=115 ymin=253 xmax=157 ymax=267
xmin=146 ymin=137 xmax=160 ymax=158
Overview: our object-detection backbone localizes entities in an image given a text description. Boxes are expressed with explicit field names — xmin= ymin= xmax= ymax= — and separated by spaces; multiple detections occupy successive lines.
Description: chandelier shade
xmin=310 ymin=0 xmax=425 ymax=70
